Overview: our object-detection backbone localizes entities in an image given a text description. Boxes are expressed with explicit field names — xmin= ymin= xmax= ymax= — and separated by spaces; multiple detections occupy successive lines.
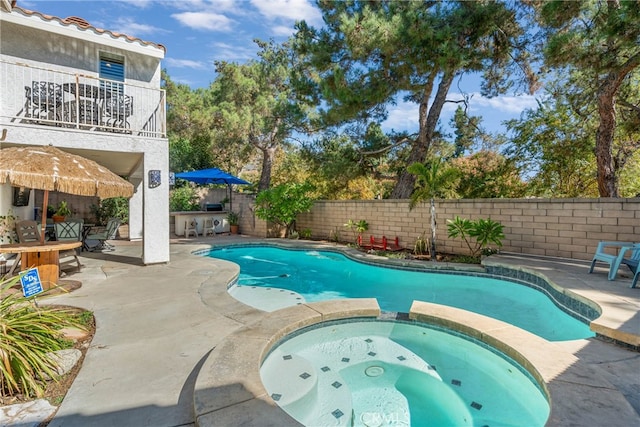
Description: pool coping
xmin=483 ymin=253 xmax=640 ymax=348
xmin=200 ymin=240 xmax=640 ymax=347
xmin=193 ymin=298 xmax=639 ymax=427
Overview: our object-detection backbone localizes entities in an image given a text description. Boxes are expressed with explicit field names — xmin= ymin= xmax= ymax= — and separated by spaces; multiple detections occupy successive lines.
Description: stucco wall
xmin=0 ymin=5 xmax=169 ymax=264
xmin=0 ymin=18 xmax=161 ymax=87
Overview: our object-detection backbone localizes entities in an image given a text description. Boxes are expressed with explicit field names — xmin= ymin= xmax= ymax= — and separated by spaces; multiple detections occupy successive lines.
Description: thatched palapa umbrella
xmin=0 ymin=145 xmax=134 ymax=243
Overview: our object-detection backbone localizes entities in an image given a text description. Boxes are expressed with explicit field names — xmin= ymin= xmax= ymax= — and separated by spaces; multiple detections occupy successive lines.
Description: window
xmin=99 ymin=52 xmax=124 ymax=94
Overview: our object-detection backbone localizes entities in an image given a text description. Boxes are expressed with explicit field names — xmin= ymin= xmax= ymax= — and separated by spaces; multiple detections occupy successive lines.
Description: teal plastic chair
xmin=589 ymin=242 xmax=640 ymax=287
xmin=86 ymin=218 xmax=120 ymax=251
xmin=54 ymin=219 xmax=83 ymax=272
xmin=622 ymin=246 xmax=639 ymax=288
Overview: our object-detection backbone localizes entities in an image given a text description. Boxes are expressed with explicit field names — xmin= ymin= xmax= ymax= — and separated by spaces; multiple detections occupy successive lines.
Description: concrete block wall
xmin=292 ymin=198 xmax=640 ymax=261
xmin=33 ymin=191 xmax=100 ymax=222
xmin=229 ymin=192 xmax=267 ymax=237
xmin=179 ymin=191 xmax=640 ymax=261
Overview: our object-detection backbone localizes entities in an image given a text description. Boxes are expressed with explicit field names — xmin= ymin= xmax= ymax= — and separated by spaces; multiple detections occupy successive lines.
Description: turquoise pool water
xmin=208 ymin=246 xmax=595 ymax=341
xmin=261 ymin=320 xmax=550 ymax=427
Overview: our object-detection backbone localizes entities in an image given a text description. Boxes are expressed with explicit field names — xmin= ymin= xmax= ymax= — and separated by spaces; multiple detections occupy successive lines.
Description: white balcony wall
xmin=0 ymin=62 xmax=166 ymax=138
xmin=0 ymin=12 xmax=162 ymax=87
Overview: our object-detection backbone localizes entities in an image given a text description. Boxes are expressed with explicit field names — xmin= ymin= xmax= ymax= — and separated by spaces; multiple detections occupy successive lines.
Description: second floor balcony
xmin=1 ymin=60 xmax=166 ymax=139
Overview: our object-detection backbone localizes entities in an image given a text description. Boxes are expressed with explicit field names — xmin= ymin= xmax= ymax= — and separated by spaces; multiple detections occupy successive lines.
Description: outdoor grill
xmin=205 ymin=203 xmax=224 ymax=212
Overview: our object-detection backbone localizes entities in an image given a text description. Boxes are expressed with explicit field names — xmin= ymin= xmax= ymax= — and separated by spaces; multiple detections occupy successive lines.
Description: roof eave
xmin=3 ymin=6 xmax=165 ymax=58
xmin=1 ymin=0 xmax=12 ymax=12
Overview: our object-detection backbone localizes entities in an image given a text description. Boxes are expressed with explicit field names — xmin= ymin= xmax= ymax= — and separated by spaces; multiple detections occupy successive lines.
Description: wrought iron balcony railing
xmin=1 ymin=60 xmax=166 ymax=138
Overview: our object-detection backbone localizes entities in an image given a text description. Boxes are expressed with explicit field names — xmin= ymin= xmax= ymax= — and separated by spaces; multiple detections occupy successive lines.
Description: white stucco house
xmin=0 ymin=0 xmax=170 ymax=264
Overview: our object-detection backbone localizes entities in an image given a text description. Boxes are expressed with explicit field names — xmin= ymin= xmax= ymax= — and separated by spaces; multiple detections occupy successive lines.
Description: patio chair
xmin=102 ymin=93 xmax=133 ymax=131
xmin=24 ymin=81 xmax=63 ymax=123
xmin=16 ymin=220 xmax=41 ymax=243
xmin=54 ymin=219 xmax=83 ymax=272
xmin=589 ymin=241 xmax=640 ymax=283
xmin=85 ymin=218 xmax=120 ymax=251
xmin=202 ymin=217 xmax=216 ymax=237
xmin=184 ymin=219 xmax=198 ymax=238
xmin=6 ymin=221 xmax=43 ymax=276
xmin=621 ymin=245 xmax=640 ymax=288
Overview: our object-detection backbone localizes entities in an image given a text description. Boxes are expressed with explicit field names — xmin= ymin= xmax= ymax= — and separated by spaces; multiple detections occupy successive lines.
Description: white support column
xmin=142 ymin=149 xmax=170 ymax=264
xmin=128 ymin=177 xmax=143 ymax=240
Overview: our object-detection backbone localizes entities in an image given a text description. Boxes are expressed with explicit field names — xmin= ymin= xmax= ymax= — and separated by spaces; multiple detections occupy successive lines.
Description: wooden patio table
xmin=0 ymin=241 xmax=81 ymax=289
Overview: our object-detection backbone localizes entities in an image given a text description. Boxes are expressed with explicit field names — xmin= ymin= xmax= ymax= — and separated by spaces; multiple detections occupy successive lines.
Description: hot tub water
xmin=260 ymin=320 xmax=549 ymax=427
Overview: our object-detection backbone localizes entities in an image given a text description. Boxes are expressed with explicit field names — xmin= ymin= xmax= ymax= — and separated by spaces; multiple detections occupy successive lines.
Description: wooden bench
xmin=358 ymin=235 xmax=403 ymax=251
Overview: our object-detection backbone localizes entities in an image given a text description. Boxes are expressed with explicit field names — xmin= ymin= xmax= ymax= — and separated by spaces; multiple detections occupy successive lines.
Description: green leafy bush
xmin=90 ymin=197 xmax=129 ymax=225
xmin=300 ymin=228 xmax=312 ymax=239
xmin=254 ymin=182 xmax=315 ymax=237
xmin=329 ymin=228 xmax=341 ymax=243
xmin=169 ymin=186 xmax=200 ymax=212
xmin=0 ymin=276 xmax=85 ymax=398
xmin=414 ymin=232 xmax=430 ymax=256
xmin=447 ymin=216 xmax=505 ymax=258
xmin=227 ymin=211 xmax=240 ymax=225
xmin=344 ymin=219 xmax=369 ymax=244
xmin=0 ymin=210 xmax=18 ymax=244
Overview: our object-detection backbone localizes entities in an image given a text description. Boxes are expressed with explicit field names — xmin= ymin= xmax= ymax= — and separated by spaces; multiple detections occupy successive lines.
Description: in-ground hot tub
xmin=260 ymin=319 xmax=550 ymax=427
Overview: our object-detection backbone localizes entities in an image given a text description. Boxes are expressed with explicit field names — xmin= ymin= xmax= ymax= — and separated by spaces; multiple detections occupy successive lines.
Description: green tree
xmin=408 ymin=159 xmax=460 ymax=209
xmin=301 ymin=126 xmax=392 ymax=199
xmin=407 ymin=158 xmax=460 ymax=257
xmin=451 ymin=151 xmax=526 ymax=199
xmin=294 ymin=1 xmax=536 ymax=198
xmin=164 ymin=72 xmax=216 ymax=172
xmin=533 ymin=0 xmax=640 ymax=197
xmin=210 ymin=40 xmax=313 ymax=191
xmin=506 ymin=95 xmax=600 ymax=197
xmin=254 ymin=182 xmax=315 ymax=236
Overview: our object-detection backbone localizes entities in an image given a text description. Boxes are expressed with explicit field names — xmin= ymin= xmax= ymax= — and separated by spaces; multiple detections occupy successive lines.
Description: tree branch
xmin=359 ymin=135 xmax=415 ymax=156
xmin=617 ymin=99 xmax=640 ymax=116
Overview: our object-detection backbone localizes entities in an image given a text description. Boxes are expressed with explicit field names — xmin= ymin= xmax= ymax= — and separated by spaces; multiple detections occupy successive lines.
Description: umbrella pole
xmin=228 ymin=183 xmax=232 ymax=212
xmin=40 ymin=190 xmax=48 ymax=244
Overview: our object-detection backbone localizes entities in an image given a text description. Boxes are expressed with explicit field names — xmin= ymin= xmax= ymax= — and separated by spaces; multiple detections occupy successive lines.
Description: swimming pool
xmin=207 ymin=245 xmax=595 ymax=341
xmin=261 ymin=319 xmax=550 ymax=426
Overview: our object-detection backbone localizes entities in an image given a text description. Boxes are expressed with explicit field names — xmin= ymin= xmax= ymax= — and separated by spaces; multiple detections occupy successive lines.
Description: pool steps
xmin=228 ymin=284 xmax=306 ymax=312
xmin=260 ymin=335 xmax=439 ymax=426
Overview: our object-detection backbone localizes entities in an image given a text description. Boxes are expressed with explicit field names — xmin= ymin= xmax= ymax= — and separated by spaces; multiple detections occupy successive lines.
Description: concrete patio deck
xmin=1 ymin=235 xmax=638 ymax=426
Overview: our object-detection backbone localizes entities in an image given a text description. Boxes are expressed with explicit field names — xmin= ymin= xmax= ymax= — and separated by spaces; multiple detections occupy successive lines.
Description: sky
xmin=20 ymin=0 xmax=540 ymax=137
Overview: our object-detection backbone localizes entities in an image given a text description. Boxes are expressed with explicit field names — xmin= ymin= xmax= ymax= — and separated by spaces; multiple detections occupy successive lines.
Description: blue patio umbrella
xmin=174 ymin=168 xmax=250 ymax=211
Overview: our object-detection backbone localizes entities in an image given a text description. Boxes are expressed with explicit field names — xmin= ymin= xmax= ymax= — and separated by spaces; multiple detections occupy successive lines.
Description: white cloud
xmin=456 ymin=92 xmax=539 ymax=115
xmin=172 ymin=11 xmax=235 ymax=32
xmin=174 ymin=0 xmax=240 ymax=13
xmin=210 ymin=42 xmax=258 ymax=62
xmin=112 ymin=17 xmax=169 ymax=37
xmin=271 ymin=25 xmax=297 ymax=37
xmin=171 ymin=0 xmax=252 ymax=20
xmin=381 ymin=92 xmax=541 ymax=135
xmin=382 ymin=100 xmax=419 ymax=134
xmin=124 ymin=0 xmax=154 ymax=9
xmin=164 ymin=58 xmax=207 ymax=69
xmin=250 ymin=0 xmax=322 ymax=25
xmin=172 ymin=75 xmax=203 ymax=87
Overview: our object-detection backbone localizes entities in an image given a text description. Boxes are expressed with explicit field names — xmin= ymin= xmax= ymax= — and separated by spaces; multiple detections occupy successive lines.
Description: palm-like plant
xmin=344 ymin=219 xmax=369 ymax=245
xmin=447 ymin=216 xmax=505 ymax=258
xmin=407 ymin=158 xmax=460 ymax=258
xmin=0 ymin=276 xmax=84 ymax=398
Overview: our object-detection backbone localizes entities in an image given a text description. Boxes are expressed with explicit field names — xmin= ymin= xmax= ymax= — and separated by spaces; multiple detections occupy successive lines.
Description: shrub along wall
xmin=291 ymin=198 xmax=640 ymax=261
